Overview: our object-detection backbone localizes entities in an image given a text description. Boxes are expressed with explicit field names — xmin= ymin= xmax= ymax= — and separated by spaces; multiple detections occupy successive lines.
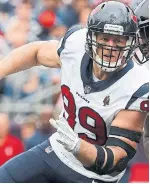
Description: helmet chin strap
xmin=91 ymin=33 xmax=134 ymax=72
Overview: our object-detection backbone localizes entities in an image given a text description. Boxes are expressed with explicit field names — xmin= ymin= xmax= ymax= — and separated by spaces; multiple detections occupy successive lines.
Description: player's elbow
xmin=36 ymin=40 xmax=60 ymax=68
xmin=86 ymin=142 xmax=136 ymax=175
xmin=86 ymin=126 xmax=142 ymax=175
xmin=108 ymin=146 xmax=128 ymax=167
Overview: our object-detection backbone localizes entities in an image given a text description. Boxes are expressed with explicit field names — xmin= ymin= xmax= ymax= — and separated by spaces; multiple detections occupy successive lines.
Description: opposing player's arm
xmin=0 ymin=40 xmax=61 ymax=78
xmin=143 ymin=117 xmax=149 ymax=159
xmin=76 ymin=110 xmax=148 ymax=174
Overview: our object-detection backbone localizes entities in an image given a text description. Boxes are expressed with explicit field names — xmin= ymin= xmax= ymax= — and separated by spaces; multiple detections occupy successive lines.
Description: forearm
xmin=76 ymin=140 xmax=97 ymax=167
xmin=75 ymin=139 xmax=127 ymax=168
xmin=0 ymin=42 xmax=44 ymax=78
xmin=50 ymin=118 xmax=138 ymax=174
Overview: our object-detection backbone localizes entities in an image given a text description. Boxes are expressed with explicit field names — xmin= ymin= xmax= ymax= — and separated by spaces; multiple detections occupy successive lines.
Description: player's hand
xmin=49 ymin=117 xmax=81 ymax=154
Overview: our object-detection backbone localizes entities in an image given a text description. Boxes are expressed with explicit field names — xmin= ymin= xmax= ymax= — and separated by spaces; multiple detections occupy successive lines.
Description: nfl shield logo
xmin=84 ymin=85 xmax=92 ymax=94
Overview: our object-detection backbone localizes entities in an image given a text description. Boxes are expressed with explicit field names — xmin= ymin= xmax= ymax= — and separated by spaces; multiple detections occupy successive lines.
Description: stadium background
xmin=0 ymin=0 xmax=148 ymax=182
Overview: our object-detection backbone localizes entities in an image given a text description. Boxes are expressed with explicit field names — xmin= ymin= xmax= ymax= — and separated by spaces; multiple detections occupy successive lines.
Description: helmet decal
xmin=104 ymin=24 xmax=124 ymax=35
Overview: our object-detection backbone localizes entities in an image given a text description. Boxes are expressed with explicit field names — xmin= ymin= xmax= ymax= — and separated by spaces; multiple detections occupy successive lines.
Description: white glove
xmin=50 ymin=117 xmax=81 ymax=155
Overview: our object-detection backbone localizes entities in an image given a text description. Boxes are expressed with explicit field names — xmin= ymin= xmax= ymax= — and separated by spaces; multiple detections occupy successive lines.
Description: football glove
xmin=49 ymin=117 xmax=81 ymax=155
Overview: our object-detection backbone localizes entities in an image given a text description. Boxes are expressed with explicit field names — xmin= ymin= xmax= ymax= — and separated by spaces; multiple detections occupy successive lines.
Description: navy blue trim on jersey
xmin=81 ymin=53 xmax=134 ymax=93
xmin=57 ymin=25 xmax=83 ymax=56
xmin=125 ymin=83 xmax=149 ymax=109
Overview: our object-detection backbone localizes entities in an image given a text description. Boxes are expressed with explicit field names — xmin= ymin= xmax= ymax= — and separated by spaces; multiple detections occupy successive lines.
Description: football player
xmin=134 ymin=0 xmax=149 ymax=67
xmin=134 ymin=0 xmax=149 ymax=159
xmin=0 ymin=1 xmax=149 ymax=183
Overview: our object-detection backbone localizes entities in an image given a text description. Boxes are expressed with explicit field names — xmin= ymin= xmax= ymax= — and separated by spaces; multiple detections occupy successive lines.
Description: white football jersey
xmin=50 ymin=26 xmax=149 ymax=182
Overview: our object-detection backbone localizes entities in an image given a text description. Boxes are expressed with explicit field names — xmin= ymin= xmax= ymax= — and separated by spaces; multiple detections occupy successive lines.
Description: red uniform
xmin=0 ymin=134 xmax=24 ymax=166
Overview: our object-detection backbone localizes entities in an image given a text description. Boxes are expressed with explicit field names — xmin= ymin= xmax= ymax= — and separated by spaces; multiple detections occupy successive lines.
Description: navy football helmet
xmin=86 ymin=1 xmax=138 ymax=72
xmin=134 ymin=0 xmax=149 ymax=64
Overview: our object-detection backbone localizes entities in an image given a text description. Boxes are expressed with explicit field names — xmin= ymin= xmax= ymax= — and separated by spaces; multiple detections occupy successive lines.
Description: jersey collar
xmin=81 ymin=53 xmax=134 ymax=94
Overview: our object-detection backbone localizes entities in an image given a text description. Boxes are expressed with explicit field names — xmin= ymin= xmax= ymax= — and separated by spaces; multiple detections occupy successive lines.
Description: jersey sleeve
xmin=57 ymin=25 xmax=85 ymax=57
xmin=125 ymin=83 xmax=149 ymax=112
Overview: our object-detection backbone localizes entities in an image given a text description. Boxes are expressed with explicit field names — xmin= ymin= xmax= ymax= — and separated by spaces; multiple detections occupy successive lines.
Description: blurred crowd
xmin=0 ymin=0 xmax=95 ymax=168
xmin=0 ymin=0 xmax=148 ymax=183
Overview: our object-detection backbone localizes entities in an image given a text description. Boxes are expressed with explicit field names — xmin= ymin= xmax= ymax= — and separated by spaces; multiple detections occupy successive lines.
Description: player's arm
xmin=75 ymin=84 xmax=149 ymax=172
xmin=50 ymin=110 xmax=147 ymax=174
xmin=76 ymin=110 xmax=147 ymax=173
xmin=143 ymin=117 xmax=149 ymax=159
xmin=0 ymin=40 xmax=61 ymax=78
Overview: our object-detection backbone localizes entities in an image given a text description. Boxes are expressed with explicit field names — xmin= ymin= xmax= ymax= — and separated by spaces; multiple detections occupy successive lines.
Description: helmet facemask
xmin=86 ymin=29 xmax=136 ymax=72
